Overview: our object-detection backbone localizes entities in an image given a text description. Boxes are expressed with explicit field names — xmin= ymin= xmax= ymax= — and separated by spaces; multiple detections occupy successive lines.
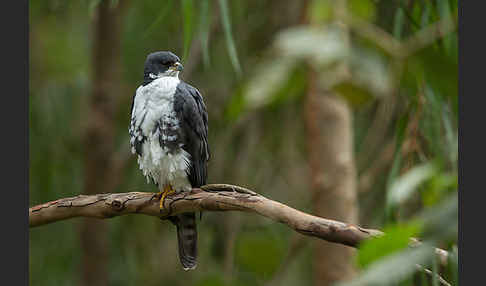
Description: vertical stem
xmin=302 ymin=0 xmax=358 ymax=285
xmin=80 ymin=1 xmax=126 ymax=285
xmin=305 ymin=69 xmax=358 ymax=286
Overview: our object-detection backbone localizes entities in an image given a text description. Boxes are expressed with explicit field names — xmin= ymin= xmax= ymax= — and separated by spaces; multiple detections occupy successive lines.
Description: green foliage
xmin=218 ymin=0 xmax=242 ymax=77
xmin=244 ymin=61 xmax=307 ymax=113
xmin=393 ymin=6 xmax=405 ymax=39
xmin=334 ymin=44 xmax=394 ymax=106
xmin=308 ymin=0 xmax=333 ymax=24
xmin=244 ymin=58 xmax=298 ymax=110
xmin=422 ymin=172 xmax=457 ymax=206
xmin=418 ymin=194 xmax=458 ymax=242
xmin=338 ymin=245 xmax=434 ymax=286
xmin=357 ymin=222 xmax=422 ymax=269
xmin=387 ymin=163 xmax=436 ymax=209
xmin=199 ymin=0 xmax=211 ymax=68
xmin=349 ymin=0 xmax=376 ymax=21
xmin=224 ymin=88 xmax=247 ymax=123
xmin=181 ymin=0 xmax=194 ymax=61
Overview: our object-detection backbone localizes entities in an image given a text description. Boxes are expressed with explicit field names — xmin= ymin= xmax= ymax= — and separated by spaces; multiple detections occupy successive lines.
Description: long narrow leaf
xmin=384 ymin=111 xmax=409 ymax=219
xmin=393 ymin=6 xmax=405 ymax=40
xmin=182 ymin=0 xmax=194 ymax=61
xmin=143 ymin=0 xmax=174 ymax=39
xmin=218 ymin=0 xmax=242 ymax=77
xmin=437 ymin=0 xmax=454 ymax=56
xmin=199 ymin=0 xmax=211 ymax=68
xmin=387 ymin=163 xmax=436 ymax=208
xmin=432 ymin=255 xmax=439 ymax=286
xmin=421 ymin=1 xmax=431 ymax=27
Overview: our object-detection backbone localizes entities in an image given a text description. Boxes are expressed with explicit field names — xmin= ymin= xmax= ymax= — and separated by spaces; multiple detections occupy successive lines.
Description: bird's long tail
xmin=168 ymin=212 xmax=198 ymax=270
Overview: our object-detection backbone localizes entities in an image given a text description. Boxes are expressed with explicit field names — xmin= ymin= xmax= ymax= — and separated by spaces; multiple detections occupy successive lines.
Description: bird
xmin=129 ymin=51 xmax=210 ymax=270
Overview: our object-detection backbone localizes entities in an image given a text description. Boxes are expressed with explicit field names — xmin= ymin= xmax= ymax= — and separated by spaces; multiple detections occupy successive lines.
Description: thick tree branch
xmin=30 ymin=184 xmax=380 ymax=247
xmin=29 ymin=184 xmax=449 ymax=263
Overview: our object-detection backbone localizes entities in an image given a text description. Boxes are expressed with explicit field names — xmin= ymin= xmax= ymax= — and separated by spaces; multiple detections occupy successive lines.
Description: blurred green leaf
xmin=422 ymin=172 xmax=457 ymax=206
xmin=432 ymin=253 xmax=439 ymax=286
xmin=218 ymin=0 xmax=242 ymax=77
xmin=420 ymin=1 xmax=431 ymax=27
xmin=410 ymin=1 xmax=422 ymax=31
xmin=308 ymin=0 xmax=332 ymax=24
xmin=399 ymin=1 xmax=421 ymax=31
xmin=333 ymin=45 xmax=394 ymax=104
xmin=244 ymin=57 xmax=297 ymax=110
xmin=224 ymin=88 xmax=246 ymax=122
xmin=387 ymin=163 xmax=436 ymax=208
xmin=234 ymin=62 xmax=306 ymax=120
xmin=393 ymin=6 xmax=405 ymax=40
xmin=182 ymin=0 xmax=194 ymax=61
xmin=337 ymin=244 xmax=434 ymax=286
xmin=351 ymin=48 xmax=393 ymax=97
xmin=417 ymin=193 xmax=457 ymax=241
xmin=437 ymin=0 xmax=454 ymax=56
xmin=418 ymin=83 xmax=458 ymax=164
xmin=385 ymin=111 xmax=410 ymax=220
xmin=442 ymin=107 xmax=458 ymax=166
xmin=349 ymin=0 xmax=376 ymax=21
xmin=357 ymin=222 xmax=422 ymax=269
xmin=267 ymin=65 xmax=307 ymax=109
xmin=449 ymin=245 xmax=458 ymax=285
xmin=409 ymin=47 xmax=458 ymax=100
xmin=275 ymin=26 xmax=348 ymax=67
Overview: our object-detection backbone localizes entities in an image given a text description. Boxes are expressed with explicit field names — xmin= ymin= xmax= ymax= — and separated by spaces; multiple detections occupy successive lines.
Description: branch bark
xmin=29 ymin=184 xmax=449 ymax=264
xmin=30 ymin=184 xmax=381 ymax=247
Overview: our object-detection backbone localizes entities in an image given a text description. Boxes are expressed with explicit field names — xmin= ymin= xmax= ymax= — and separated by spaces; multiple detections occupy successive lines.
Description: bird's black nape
xmin=143 ymin=51 xmax=182 ymax=85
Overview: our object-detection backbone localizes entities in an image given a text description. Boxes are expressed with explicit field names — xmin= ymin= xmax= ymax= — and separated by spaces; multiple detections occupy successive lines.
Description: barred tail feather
xmin=169 ymin=212 xmax=198 ymax=270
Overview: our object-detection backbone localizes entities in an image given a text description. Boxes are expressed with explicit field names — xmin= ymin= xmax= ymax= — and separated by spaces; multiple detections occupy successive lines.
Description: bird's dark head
xmin=143 ymin=51 xmax=183 ymax=82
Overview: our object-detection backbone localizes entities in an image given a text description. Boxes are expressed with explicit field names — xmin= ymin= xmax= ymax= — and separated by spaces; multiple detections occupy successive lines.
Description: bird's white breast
xmin=132 ymin=77 xmax=192 ymax=191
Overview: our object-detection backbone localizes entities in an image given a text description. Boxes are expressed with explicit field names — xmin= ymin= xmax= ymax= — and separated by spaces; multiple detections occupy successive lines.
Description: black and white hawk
xmin=129 ymin=51 xmax=210 ymax=270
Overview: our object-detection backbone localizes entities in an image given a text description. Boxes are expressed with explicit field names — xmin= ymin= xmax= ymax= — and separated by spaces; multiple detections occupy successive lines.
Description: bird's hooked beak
xmin=170 ymin=62 xmax=184 ymax=72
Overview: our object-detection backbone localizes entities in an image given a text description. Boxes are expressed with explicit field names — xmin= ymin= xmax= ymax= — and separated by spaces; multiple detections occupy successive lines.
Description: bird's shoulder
xmin=174 ymin=80 xmax=210 ymax=160
xmin=175 ymin=80 xmax=203 ymax=101
xmin=174 ymin=81 xmax=207 ymax=123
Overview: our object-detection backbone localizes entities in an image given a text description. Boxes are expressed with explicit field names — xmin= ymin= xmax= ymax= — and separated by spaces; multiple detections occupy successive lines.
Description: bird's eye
xmin=161 ymin=61 xmax=171 ymax=66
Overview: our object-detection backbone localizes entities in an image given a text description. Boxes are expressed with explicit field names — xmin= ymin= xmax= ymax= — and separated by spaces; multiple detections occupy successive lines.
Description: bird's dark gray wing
xmin=174 ymin=81 xmax=210 ymax=187
xmin=171 ymin=81 xmax=210 ymax=270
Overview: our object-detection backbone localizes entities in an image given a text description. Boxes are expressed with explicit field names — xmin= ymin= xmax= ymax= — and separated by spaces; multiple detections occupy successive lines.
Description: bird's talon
xmin=159 ymin=185 xmax=175 ymax=210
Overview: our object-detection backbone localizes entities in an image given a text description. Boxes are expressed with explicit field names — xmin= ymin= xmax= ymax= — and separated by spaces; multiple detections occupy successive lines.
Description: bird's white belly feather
xmin=133 ymin=77 xmax=192 ymax=192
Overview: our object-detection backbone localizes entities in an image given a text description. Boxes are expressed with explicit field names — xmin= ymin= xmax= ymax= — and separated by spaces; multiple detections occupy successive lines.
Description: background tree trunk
xmin=80 ymin=1 xmax=125 ymax=285
xmin=305 ymin=70 xmax=359 ymax=285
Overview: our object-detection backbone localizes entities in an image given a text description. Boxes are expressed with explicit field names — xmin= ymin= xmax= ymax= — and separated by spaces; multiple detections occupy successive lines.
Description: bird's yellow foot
xmin=158 ymin=185 xmax=175 ymax=210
